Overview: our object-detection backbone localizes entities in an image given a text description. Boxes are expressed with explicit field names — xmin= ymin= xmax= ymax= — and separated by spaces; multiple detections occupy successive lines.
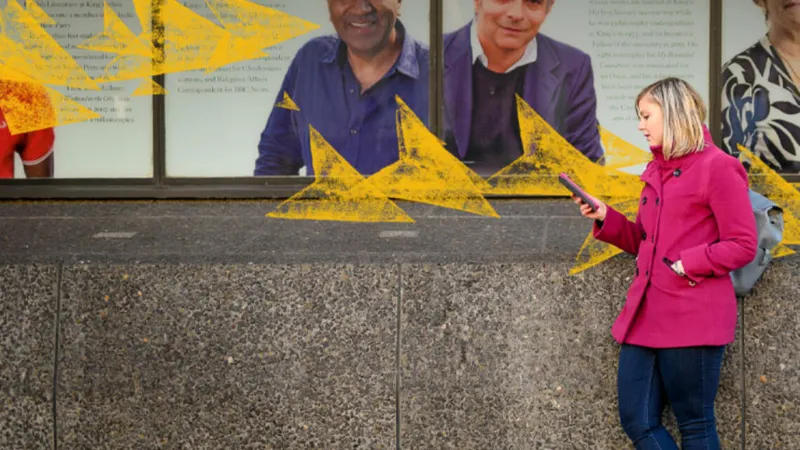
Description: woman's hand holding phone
xmin=572 ymin=193 xmax=607 ymax=221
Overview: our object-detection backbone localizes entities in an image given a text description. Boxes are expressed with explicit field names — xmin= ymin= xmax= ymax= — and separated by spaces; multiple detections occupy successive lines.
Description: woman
xmin=573 ymin=78 xmax=758 ymax=449
xmin=721 ymin=0 xmax=800 ymax=173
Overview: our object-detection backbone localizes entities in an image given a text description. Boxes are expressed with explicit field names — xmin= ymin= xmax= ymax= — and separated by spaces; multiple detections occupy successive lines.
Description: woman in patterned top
xmin=721 ymin=0 xmax=800 ymax=173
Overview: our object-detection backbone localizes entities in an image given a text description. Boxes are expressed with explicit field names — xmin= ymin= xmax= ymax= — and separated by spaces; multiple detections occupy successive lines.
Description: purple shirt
xmin=255 ymin=22 xmax=430 ymax=176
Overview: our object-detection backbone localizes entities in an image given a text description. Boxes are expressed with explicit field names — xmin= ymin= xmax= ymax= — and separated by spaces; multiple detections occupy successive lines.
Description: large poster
xmin=164 ymin=0 xmax=431 ymax=177
xmin=4 ymin=0 xmax=154 ymax=179
xmin=720 ymin=1 xmax=800 ymax=174
xmin=442 ymin=0 xmax=711 ymax=176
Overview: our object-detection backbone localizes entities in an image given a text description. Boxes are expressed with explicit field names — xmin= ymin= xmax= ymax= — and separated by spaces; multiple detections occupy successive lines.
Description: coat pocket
xmin=660 ymin=256 xmax=698 ymax=288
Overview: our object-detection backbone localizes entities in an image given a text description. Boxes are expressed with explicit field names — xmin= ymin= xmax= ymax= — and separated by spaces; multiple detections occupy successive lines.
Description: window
xmin=721 ymin=0 xmax=800 ymax=175
xmin=2 ymin=0 xmax=798 ymax=196
xmin=163 ymin=0 xmax=431 ymax=178
xmin=3 ymin=0 xmax=153 ymax=179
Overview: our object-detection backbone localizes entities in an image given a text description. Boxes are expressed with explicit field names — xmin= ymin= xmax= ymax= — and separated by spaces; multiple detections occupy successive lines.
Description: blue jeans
xmin=617 ymin=344 xmax=726 ymax=450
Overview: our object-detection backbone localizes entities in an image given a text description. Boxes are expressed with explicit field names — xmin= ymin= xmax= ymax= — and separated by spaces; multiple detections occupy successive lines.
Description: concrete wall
xmin=3 ymin=258 xmax=799 ymax=449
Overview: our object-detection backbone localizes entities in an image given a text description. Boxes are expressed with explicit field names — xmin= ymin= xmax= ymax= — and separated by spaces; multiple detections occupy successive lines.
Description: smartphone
xmin=558 ymin=173 xmax=598 ymax=212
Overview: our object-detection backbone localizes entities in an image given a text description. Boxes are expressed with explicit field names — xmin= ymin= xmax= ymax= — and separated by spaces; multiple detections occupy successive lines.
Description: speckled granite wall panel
xmin=742 ymin=258 xmax=800 ymax=449
xmin=399 ymin=260 xmax=743 ymax=449
xmin=56 ymin=264 xmax=398 ymax=449
xmin=0 ymin=265 xmax=57 ymax=450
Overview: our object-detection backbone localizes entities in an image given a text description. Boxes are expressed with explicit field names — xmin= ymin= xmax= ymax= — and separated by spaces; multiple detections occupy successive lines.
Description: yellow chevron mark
xmin=737 ymin=144 xmax=800 ymax=248
xmin=599 ymin=125 xmax=652 ymax=170
xmin=569 ymin=198 xmax=640 ymax=275
xmin=205 ymin=0 xmax=319 ymax=49
xmin=366 ymin=96 xmax=499 ymax=218
xmin=0 ymin=79 xmax=100 ymax=135
xmin=569 ymin=141 xmax=800 ymax=275
xmin=773 ymin=244 xmax=796 ymax=258
xmin=275 ymin=91 xmax=300 ymax=111
xmin=485 ymin=96 xmax=643 ymax=201
xmin=1 ymin=0 xmax=99 ymax=91
xmin=129 ymin=0 xmax=151 ymax=31
xmin=267 ymin=125 xmax=414 ymax=223
xmin=462 ymin=95 xmax=646 ymax=273
xmin=487 ymin=95 xmax=643 ymax=200
xmin=26 ymin=0 xmax=54 ymax=25
xmin=1 ymin=0 xmax=318 ymax=130
xmin=77 ymin=1 xmax=152 ymax=58
xmin=203 ymin=33 xmax=267 ymax=75
xmin=84 ymin=0 xmax=319 ymax=82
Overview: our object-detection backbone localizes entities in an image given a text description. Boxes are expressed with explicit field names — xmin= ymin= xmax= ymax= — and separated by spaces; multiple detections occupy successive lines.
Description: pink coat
xmin=593 ymin=127 xmax=758 ymax=348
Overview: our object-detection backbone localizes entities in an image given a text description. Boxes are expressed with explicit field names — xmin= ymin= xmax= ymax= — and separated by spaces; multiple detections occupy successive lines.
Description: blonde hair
xmin=635 ymin=77 xmax=707 ymax=160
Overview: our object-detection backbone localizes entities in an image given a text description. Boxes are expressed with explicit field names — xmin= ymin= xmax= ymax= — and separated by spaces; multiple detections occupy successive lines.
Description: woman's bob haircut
xmin=635 ymin=77 xmax=708 ymax=160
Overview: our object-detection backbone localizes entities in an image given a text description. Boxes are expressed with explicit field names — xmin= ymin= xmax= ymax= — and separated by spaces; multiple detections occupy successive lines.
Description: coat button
xmin=642 ymin=197 xmax=647 ymax=205
xmin=642 ymin=231 xmax=647 ymax=240
xmin=635 ymin=268 xmax=639 ymax=276
xmin=674 ymin=169 xmax=682 ymax=177
xmin=645 ymin=270 xmax=649 ymax=276
xmin=655 ymin=198 xmax=660 ymax=205
xmin=689 ymin=280 xmax=696 ymax=287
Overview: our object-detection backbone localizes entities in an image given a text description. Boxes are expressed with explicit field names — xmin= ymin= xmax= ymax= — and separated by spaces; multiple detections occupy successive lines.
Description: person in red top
xmin=0 ymin=80 xmax=55 ymax=178
xmin=572 ymin=77 xmax=757 ymax=449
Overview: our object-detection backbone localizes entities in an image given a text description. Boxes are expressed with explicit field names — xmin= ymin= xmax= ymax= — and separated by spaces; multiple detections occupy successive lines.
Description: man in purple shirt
xmin=444 ymin=0 xmax=604 ymax=176
xmin=255 ymin=0 xmax=429 ymax=176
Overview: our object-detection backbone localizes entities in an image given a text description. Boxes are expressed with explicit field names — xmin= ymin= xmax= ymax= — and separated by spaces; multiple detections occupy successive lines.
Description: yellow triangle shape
xmin=205 ymin=0 xmax=320 ymax=48
xmin=473 ymin=97 xmax=645 ymax=275
xmin=132 ymin=78 xmax=167 ymax=96
xmin=568 ymin=198 xmax=639 ymax=275
xmin=159 ymin=0 xmax=231 ymax=74
xmin=0 ymin=80 xmax=101 ymax=134
xmin=488 ymin=95 xmax=643 ymax=200
xmin=0 ymin=36 xmax=41 ymax=82
xmin=569 ymin=142 xmax=800 ymax=275
xmin=132 ymin=0 xmax=152 ymax=34
xmin=774 ymin=244 xmax=796 ymax=259
xmin=365 ymin=96 xmax=498 ymax=218
xmin=599 ymin=125 xmax=652 ymax=170
xmin=26 ymin=0 xmax=55 ymax=25
xmin=737 ymin=144 xmax=800 ymax=246
xmin=275 ymin=91 xmax=300 ymax=111
xmin=91 ymin=52 xmax=154 ymax=83
xmin=268 ymin=125 xmax=414 ymax=223
xmin=0 ymin=61 xmax=36 ymax=84
xmin=2 ymin=0 xmax=99 ymax=90
xmin=487 ymin=95 xmax=593 ymax=195
xmin=204 ymin=33 xmax=267 ymax=73
xmin=77 ymin=2 xmax=151 ymax=57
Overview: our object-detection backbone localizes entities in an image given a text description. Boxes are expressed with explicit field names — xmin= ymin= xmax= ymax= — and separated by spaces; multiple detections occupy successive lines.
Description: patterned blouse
xmin=721 ymin=35 xmax=800 ymax=174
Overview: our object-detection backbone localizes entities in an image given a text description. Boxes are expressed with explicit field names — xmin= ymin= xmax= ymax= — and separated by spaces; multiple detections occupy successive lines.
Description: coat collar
xmin=640 ymin=125 xmax=714 ymax=187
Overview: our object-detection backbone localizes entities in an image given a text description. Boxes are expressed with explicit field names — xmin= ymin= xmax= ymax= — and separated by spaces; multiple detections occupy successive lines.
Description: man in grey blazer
xmin=444 ymin=0 xmax=604 ymax=175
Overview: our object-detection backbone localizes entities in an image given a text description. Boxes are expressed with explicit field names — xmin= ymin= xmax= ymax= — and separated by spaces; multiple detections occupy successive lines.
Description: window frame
xmin=2 ymin=0 xmax=797 ymax=199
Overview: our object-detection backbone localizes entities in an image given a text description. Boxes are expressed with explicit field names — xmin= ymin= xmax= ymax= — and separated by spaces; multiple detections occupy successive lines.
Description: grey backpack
xmin=730 ymin=189 xmax=784 ymax=296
